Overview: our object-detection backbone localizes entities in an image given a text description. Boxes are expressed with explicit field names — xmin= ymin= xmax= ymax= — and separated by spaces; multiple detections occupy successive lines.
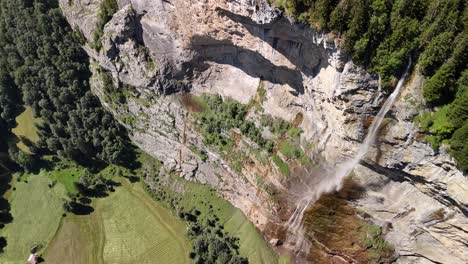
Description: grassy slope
xmin=177 ymin=179 xmax=278 ymax=264
xmin=44 ymin=179 xmax=191 ymax=264
xmin=1 ymin=152 xmax=276 ymax=264
xmin=0 ymin=175 xmax=66 ymax=264
xmin=11 ymin=106 xmax=41 ymax=153
xmin=225 ymin=210 xmax=279 ymax=264
xmin=42 ymin=211 xmax=105 ymax=264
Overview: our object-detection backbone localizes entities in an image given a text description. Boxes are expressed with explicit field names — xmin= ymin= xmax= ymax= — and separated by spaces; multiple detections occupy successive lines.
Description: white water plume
xmin=286 ymin=59 xmax=412 ymax=253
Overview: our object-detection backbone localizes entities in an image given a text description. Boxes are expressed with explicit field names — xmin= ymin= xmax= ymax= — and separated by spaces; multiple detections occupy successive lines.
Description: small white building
xmin=27 ymin=253 xmax=37 ymax=264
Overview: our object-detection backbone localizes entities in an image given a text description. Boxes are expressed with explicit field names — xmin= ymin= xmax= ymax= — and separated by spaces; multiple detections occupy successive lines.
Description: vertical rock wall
xmin=59 ymin=0 xmax=468 ymax=262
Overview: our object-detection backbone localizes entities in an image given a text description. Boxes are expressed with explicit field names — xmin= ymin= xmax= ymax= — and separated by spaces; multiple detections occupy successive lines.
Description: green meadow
xmin=0 ymin=175 xmax=66 ymax=264
xmin=11 ymin=106 xmax=41 ymax=153
xmin=45 ymin=179 xmax=191 ymax=264
xmin=0 ymin=170 xmax=191 ymax=264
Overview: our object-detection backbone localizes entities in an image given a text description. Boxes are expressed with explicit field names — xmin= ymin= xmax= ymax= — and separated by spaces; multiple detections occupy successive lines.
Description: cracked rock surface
xmin=60 ymin=0 xmax=467 ymax=263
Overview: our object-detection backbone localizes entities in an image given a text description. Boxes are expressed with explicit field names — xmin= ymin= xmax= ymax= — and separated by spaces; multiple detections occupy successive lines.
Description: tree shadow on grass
xmin=69 ymin=203 xmax=94 ymax=215
xmin=126 ymin=175 xmax=140 ymax=183
xmin=0 ymin=173 xmax=13 ymax=226
xmin=0 ymin=198 xmax=13 ymax=224
xmin=0 ymin=236 xmax=6 ymax=254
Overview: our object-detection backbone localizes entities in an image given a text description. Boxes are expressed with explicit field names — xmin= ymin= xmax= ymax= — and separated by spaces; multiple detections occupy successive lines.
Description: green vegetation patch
xmin=0 ymin=175 xmax=66 ymax=263
xmin=0 ymin=156 xmax=170 ymax=263
xmin=25 ymin=157 xmax=131 ymax=196
xmin=194 ymin=94 xmax=272 ymax=151
xmin=92 ymin=0 xmax=119 ymax=50
xmin=260 ymin=114 xmax=293 ymax=137
xmin=224 ymin=209 xmax=280 ymax=264
xmin=189 ymin=145 xmax=208 ymax=162
xmin=416 ymin=71 xmax=468 ymax=171
xmin=192 ymin=94 xmax=313 ymax=179
xmin=279 ymin=140 xmax=304 ymax=160
xmin=272 ymin=154 xmax=290 ymax=177
xmin=44 ymin=159 xmax=87 ymax=195
xmin=248 ymin=81 xmax=267 ymax=113
xmin=42 ymin=210 xmax=104 ymax=264
xmin=360 ymin=223 xmax=395 ymax=263
xmin=287 ymin=127 xmax=303 ymax=140
xmin=192 ymin=94 xmax=279 ymax=176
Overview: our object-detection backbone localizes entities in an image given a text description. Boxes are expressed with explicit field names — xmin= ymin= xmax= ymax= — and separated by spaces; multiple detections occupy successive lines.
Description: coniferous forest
xmin=272 ymin=0 xmax=467 ymax=171
xmin=0 ymin=0 xmax=134 ymax=170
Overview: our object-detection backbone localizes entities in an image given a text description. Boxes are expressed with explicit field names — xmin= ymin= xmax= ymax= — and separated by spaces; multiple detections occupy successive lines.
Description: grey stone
xmin=60 ymin=1 xmax=468 ymax=262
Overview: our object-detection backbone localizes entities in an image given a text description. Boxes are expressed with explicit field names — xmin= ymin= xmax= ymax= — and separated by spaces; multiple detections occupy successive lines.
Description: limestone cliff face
xmin=60 ymin=0 xmax=467 ymax=263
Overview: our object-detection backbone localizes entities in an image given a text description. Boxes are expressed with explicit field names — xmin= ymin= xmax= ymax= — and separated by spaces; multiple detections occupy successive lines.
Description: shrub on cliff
xmin=423 ymin=62 xmax=457 ymax=105
xmin=92 ymin=0 xmax=119 ymax=50
xmin=450 ymin=122 xmax=468 ymax=172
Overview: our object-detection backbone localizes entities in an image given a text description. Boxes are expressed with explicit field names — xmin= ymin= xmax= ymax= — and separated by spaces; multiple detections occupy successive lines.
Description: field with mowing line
xmin=11 ymin=106 xmax=41 ymax=153
xmin=2 ymin=152 xmax=277 ymax=264
xmin=0 ymin=175 xmax=66 ymax=264
xmin=44 ymin=179 xmax=191 ymax=264
xmin=43 ymin=212 xmax=104 ymax=264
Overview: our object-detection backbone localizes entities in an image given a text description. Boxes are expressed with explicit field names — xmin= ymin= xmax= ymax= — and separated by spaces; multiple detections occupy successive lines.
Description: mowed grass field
xmin=44 ymin=179 xmax=191 ymax=264
xmin=11 ymin=106 xmax=41 ymax=153
xmin=0 ymin=175 xmax=66 ymax=264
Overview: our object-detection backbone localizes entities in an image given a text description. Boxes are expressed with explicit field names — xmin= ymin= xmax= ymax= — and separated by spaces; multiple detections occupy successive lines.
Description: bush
xmin=187 ymin=220 xmax=247 ymax=264
xmin=287 ymin=127 xmax=303 ymax=140
xmin=416 ymin=112 xmax=433 ymax=132
xmin=447 ymin=70 xmax=468 ymax=129
xmin=429 ymin=105 xmax=455 ymax=140
xmin=418 ymin=32 xmax=454 ymax=76
xmin=260 ymin=115 xmax=291 ymax=136
xmin=450 ymin=122 xmax=468 ymax=172
xmin=189 ymin=145 xmax=208 ymax=162
xmin=92 ymin=0 xmax=118 ymax=50
xmin=279 ymin=140 xmax=303 ymax=159
xmin=196 ymin=95 xmax=266 ymax=151
xmin=9 ymin=148 xmax=37 ymax=172
xmin=272 ymin=154 xmax=289 ymax=177
xmin=423 ymin=62 xmax=456 ymax=105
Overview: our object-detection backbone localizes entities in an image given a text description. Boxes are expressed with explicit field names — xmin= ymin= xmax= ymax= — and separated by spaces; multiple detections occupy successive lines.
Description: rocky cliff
xmin=59 ymin=0 xmax=467 ymax=263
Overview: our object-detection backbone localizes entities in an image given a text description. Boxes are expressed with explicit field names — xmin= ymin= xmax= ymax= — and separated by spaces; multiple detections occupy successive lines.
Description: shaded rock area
xmin=59 ymin=0 xmax=467 ymax=263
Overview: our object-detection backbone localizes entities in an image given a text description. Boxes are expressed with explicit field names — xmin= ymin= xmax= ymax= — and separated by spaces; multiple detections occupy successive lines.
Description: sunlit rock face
xmin=60 ymin=0 xmax=467 ymax=262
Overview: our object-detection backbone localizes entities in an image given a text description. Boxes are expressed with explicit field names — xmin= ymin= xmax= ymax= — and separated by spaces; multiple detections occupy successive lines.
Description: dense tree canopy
xmin=273 ymin=0 xmax=468 ymax=171
xmin=274 ymin=0 xmax=466 ymax=84
xmin=0 ymin=0 xmax=134 ymax=167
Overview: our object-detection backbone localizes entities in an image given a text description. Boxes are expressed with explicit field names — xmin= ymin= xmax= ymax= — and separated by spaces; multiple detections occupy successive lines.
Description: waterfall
xmin=334 ymin=59 xmax=411 ymax=183
xmin=286 ymin=59 xmax=412 ymax=252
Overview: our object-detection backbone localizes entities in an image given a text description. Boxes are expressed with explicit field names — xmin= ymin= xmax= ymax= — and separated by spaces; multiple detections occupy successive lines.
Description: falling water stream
xmin=286 ymin=60 xmax=412 ymax=253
